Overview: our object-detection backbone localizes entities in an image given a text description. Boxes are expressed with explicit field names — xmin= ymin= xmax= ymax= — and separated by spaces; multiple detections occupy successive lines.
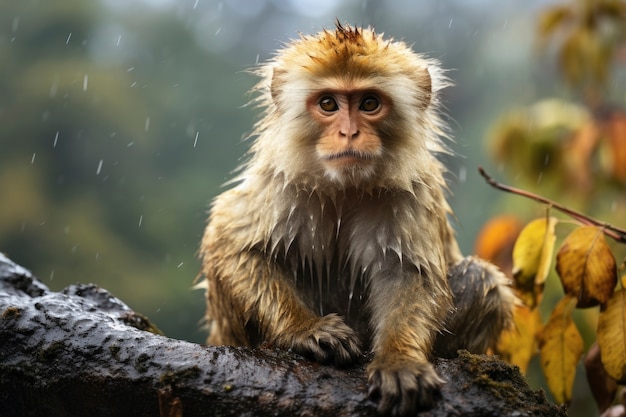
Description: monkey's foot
xmin=277 ymin=313 xmax=362 ymax=367
xmin=367 ymin=359 xmax=444 ymax=416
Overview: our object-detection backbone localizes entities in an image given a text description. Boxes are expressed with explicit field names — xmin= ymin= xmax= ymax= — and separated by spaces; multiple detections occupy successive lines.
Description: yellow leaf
xmin=560 ymin=29 xmax=586 ymax=86
xmin=512 ymin=217 xmax=558 ymax=307
xmin=497 ymin=304 xmax=542 ymax=374
xmin=556 ymin=226 xmax=617 ymax=308
xmin=538 ymin=5 xmax=574 ymax=39
xmin=597 ymin=289 xmax=626 ymax=383
xmin=538 ymin=295 xmax=583 ymax=404
xmin=513 ymin=217 xmax=558 ymax=287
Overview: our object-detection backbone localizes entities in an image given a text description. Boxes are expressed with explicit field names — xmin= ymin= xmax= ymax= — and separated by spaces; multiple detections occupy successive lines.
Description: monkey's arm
xmin=365 ymin=263 xmax=451 ymax=416
xmin=201 ymin=232 xmax=362 ymax=367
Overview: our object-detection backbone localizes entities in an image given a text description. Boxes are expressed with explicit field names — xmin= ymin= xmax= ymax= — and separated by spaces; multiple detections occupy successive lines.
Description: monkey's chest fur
xmin=203 ymin=177 xmax=450 ymax=348
xmin=263 ymin=186 xmax=443 ymax=340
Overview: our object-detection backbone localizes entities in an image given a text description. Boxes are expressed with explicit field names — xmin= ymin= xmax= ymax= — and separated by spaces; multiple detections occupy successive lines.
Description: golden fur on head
xmin=243 ymin=21 xmax=452 ymax=191
xmin=272 ymin=22 xmax=434 ymax=92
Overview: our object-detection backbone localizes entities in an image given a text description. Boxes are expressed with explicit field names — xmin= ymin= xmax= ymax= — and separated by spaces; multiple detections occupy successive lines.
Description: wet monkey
xmin=198 ymin=22 xmax=515 ymax=416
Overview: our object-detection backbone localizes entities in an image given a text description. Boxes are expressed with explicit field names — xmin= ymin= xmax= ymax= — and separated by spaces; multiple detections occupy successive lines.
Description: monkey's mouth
xmin=324 ymin=150 xmax=374 ymax=163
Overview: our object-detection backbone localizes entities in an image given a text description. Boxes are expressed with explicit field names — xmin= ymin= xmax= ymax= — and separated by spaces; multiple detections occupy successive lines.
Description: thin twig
xmin=478 ymin=166 xmax=626 ymax=244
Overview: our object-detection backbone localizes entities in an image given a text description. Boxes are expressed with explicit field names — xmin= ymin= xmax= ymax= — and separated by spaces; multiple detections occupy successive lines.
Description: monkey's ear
xmin=419 ymin=67 xmax=433 ymax=109
xmin=270 ymin=67 xmax=286 ymax=103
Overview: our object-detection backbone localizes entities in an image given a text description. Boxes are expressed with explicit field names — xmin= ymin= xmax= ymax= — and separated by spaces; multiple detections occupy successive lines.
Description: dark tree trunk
xmin=0 ymin=253 xmax=565 ymax=417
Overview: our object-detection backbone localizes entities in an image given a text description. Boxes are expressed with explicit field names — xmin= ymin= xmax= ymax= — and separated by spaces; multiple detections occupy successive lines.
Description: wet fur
xmin=199 ymin=22 xmax=514 ymax=416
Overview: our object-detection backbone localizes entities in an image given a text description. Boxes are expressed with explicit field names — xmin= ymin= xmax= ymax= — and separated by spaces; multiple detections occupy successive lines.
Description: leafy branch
xmin=478 ymin=166 xmax=626 ymax=244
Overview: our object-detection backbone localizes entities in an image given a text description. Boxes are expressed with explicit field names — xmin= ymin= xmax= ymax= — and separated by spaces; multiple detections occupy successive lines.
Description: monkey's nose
xmin=340 ymin=126 xmax=360 ymax=141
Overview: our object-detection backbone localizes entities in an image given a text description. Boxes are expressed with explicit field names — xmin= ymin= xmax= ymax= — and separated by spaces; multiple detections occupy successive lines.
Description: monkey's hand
xmin=367 ymin=358 xmax=444 ymax=416
xmin=275 ymin=313 xmax=362 ymax=367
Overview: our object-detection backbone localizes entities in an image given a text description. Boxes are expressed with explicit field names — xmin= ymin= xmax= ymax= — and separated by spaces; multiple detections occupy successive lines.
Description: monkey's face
xmin=254 ymin=24 xmax=447 ymax=191
xmin=306 ymin=88 xmax=390 ymax=184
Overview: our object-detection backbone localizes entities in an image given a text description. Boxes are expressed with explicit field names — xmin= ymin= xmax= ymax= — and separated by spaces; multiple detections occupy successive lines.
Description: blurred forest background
xmin=1 ymin=0 xmax=625 ymax=415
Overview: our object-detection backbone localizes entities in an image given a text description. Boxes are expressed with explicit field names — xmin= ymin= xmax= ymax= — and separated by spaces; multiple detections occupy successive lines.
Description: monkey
xmin=198 ymin=22 xmax=516 ymax=416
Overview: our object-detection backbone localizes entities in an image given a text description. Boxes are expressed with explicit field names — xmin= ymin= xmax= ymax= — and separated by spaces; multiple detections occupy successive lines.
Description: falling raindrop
xmin=449 ymin=17 xmax=453 ymax=28
xmin=177 ymin=262 xmax=184 ymax=268
xmin=145 ymin=117 xmax=151 ymax=132
xmin=138 ymin=215 xmax=143 ymax=227
xmin=31 ymin=153 xmax=36 ymax=164
xmin=116 ymin=34 xmax=122 ymax=47
xmin=458 ymin=165 xmax=467 ymax=183
xmin=66 ymin=32 xmax=72 ymax=45
xmin=83 ymin=74 xmax=88 ymax=92
xmin=53 ymin=131 xmax=59 ymax=147
xmin=194 ymin=131 xmax=199 ymax=147
xmin=96 ymin=159 xmax=103 ymax=175
xmin=49 ymin=80 xmax=58 ymax=98
xmin=193 ymin=0 xmax=199 ymax=9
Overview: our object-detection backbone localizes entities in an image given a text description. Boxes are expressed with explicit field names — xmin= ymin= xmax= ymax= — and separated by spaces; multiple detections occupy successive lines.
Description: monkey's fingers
xmin=367 ymin=360 xmax=443 ymax=416
xmin=279 ymin=313 xmax=362 ymax=367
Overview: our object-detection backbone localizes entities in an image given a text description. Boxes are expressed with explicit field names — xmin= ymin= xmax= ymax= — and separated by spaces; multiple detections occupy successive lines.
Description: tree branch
xmin=0 ymin=253 xmax=566 ymax=416
xmin=478 ymin=166 xmax=626 ymax=244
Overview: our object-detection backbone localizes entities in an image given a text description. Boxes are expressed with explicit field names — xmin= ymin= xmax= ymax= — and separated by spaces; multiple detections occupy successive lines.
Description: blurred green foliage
xmin=0 ymin=0 xmax=256 ymax=342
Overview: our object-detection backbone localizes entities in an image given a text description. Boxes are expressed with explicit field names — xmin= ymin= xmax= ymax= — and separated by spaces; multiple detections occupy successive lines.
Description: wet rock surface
xmin=0 ymin=253 xmax=566 ymax=416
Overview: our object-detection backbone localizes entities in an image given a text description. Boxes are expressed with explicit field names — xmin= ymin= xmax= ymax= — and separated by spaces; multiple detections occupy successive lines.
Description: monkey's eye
xmin=319 ymin=96 xmax=339 ymax=112
xmin=359 ymin=96 xmax=380 ymax=112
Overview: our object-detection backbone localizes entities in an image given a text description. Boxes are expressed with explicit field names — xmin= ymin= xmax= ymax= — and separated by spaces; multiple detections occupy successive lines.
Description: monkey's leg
xmin=206 ymin=249 xmax=362 ymax=367
xmin=434 ymin=256 xmax=516 ymax=358
xmin=365 ymin=269 xmax=451 ymax=416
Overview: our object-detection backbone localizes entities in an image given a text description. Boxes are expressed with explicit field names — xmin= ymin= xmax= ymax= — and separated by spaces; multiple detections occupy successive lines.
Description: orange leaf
xmin=563 ymin=120 xmax=599 ymax=193
xmin=538 ymin=295 xmax=583 ymax=404
xmin=556 ymin=226 xmax=617 ymax=308
xmin=474 ymin=215 xmax=523 ymax=277
xmin=512 ymin=217 xmax=558 ymax=307
xmin=497 ymin=304 xmax=542 ymax=374
xmin=597 ymin=289 xmax=626 ymax=383
xmin=601 ymin=112 xmax=626 ymax=184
